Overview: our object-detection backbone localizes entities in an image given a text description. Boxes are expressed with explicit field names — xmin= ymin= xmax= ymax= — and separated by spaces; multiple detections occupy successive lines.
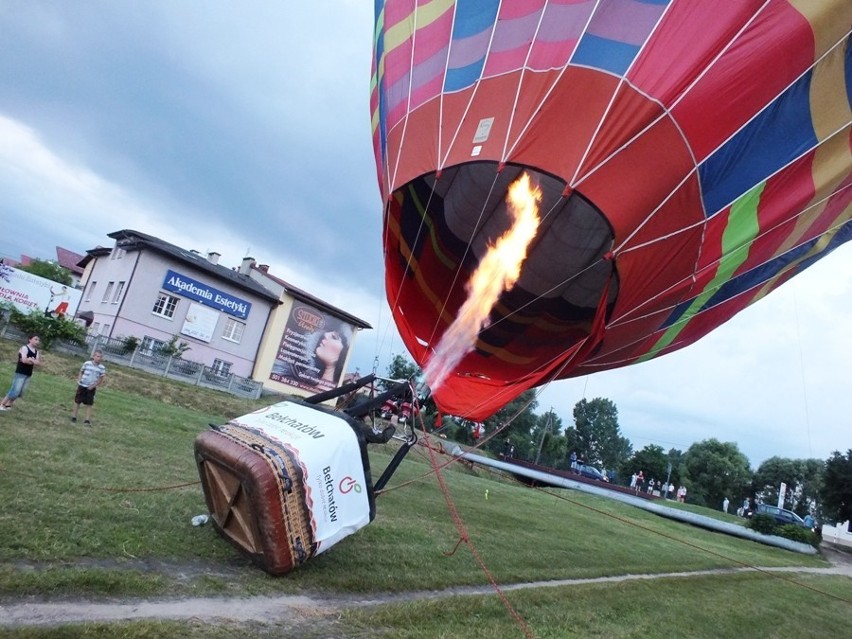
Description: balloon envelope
xmin=371 ymin=0 xmax=852 ymax=420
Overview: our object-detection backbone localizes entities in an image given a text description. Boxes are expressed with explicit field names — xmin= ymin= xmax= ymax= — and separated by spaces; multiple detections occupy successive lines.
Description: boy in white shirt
xmin=71 ymin=350 xmax=106 ymax=425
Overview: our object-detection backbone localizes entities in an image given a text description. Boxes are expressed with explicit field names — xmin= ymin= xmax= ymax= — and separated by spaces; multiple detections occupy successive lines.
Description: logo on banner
xmin=294 ymin=306 xmax=323 ymax=331
xmin=338 ymin=476 xmax=362 ymax=494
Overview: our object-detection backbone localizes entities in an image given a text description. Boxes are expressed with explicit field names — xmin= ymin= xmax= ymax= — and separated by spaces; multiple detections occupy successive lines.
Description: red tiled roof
xmin=55 ymin=246 xmax=85 ymax=274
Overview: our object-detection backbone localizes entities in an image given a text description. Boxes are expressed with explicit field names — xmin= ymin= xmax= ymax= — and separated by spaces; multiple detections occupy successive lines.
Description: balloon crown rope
xmin=194 ymin=373 xmax=418 ymax=576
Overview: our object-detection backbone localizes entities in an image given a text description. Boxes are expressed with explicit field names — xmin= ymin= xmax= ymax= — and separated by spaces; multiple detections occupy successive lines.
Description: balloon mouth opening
xmin=386 ymin=160 xmax=617 ymax=381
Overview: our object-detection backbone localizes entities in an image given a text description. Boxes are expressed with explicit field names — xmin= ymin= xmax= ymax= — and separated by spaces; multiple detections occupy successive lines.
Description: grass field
xmin=0 ymin=340 xmax=849 ymax=638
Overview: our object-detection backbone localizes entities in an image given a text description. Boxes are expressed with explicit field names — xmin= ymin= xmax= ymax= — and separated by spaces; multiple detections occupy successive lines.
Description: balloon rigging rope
xmin=571 ymin=0 xmax=772 ymax=194
xmin=591 ymin=30 xmax=850 ymax=262
xmin=459 ymin=133 xmax=850 ymax=379
xmin=615 ymin=125 xmax=852 ymax=260
xmin=791 ymin=283 xmax=813 ymax=456
xmin=375 ymin=7 xmax=850 ymax=380
xmin=378 ymin=390 xmax=541 ymax=495
xmin=0 ymin=465 xmax=199 ymax=493
xmin=380 ymin=412 xmax=852 ymax=614
xmin=421 ymin=171 xmax=504 ymax=352
xmin=370 ymin=10 xmax=849 ymax=622
xmin=603 ymin=187 xmax=852 ymax=347
xmin=414 ymin=409 xmax=537 ymax=639
xmin=524 ymin=478 xmax=851 ymax=605
xmin=377 ymin=183 xmax=441 ymax=363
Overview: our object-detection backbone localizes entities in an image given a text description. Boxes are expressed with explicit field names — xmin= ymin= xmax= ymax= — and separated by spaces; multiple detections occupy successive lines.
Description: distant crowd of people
xmin=626 ymin=471 xmax=690 ymax=502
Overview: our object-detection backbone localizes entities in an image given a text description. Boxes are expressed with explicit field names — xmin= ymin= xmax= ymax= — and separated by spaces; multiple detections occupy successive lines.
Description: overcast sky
xmin=1 ymin=2 xmax=849 ymax=469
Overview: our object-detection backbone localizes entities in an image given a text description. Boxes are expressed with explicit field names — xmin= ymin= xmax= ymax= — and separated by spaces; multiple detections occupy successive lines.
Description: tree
xmin=753 ymin=456 xmax=824 ymax=516
xmin=530 ymin=409 xmax=565 ymax=466
xmin=384 ymin=354 xmax=420 ymax=386
xmin=682 ymin=439 xmax=752 ymax=508
xmin=624 ymin=444 xmax=669 ymax=488
xmin=571 ymin=398 xmax=631 ymax=469
xmin=667 ymin=448 xmax=685 ymax=487
xmin=19 ymin=258 xmax=73 ymax=286
xmin=819 ymin=450 xmax=852 ymax=524
xmin=564 ymin=425 xmax=581 ymax=455
xmin=483 ymin=390 xmax=538 ymax=460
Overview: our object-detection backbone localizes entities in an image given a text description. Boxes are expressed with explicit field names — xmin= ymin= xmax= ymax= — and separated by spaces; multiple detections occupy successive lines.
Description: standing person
xmin=722 ymin=497 xmax=730 ymax=514
xmin=71 ymin=350 xmax=106 ymax=425
xmin=570 ymin=450 xmax=578 ymax=472
xmin=0 ymin=334 xmax=41 ymax=411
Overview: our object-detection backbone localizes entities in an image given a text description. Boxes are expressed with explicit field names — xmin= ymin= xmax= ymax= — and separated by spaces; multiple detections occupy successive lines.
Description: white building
xmin=77 ymin=229 xmax=370 ymax=397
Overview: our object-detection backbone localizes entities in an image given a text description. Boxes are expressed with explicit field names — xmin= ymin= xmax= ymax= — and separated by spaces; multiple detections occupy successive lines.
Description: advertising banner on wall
xmin=0 ymin=264 xmax=82 ymax=318
xmin=180 ymin=302 xmax=220 ymax=343
xmin=270 ymin=302 xmax=354 ymax=393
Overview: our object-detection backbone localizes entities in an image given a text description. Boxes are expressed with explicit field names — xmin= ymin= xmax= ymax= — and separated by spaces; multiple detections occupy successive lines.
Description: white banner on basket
xmin=231 ymin=401 xmax=370 ymax=553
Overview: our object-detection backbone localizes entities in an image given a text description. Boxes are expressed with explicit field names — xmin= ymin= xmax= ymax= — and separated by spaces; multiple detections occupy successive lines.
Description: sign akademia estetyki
xmin=162 ymin=269 xmax=252 ymax=319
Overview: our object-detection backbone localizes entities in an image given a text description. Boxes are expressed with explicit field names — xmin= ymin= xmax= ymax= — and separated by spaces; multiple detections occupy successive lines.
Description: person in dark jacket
xmin=0 ymin=334 xmax=41 ymax=410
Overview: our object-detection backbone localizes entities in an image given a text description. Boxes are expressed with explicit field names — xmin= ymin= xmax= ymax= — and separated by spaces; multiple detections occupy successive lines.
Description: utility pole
xmin=534 ymin=407 xmax=553 ymax=465
xmin=663 ymin=462 xmax=672 ymax=498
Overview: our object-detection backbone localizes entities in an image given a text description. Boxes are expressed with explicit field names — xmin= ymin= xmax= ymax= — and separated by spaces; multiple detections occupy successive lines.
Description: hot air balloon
xmin=370 ymin=0 xmax=852 ymax=421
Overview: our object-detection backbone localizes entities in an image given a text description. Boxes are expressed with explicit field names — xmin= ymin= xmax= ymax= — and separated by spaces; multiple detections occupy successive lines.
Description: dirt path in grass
xmin=2 ymin=546 xmax=850 ymax=632
xmin=2 ymin=564 xmax=849 ymax=635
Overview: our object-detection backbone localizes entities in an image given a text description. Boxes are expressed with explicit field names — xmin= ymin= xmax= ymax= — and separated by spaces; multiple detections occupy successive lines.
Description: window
xmin=102 ymin=323 xmax=111 ymax=337
xmin=102 ymin=281 xmax=114 ymax=303
xmin=212 ymin=359 xmax=232 ymax=377
xmin=91 ymin=322 xmax=100 ymax=335
xmin=221 ymin=317 xmax=245 ymax=343
xmin=152 ymin=293 xmax=179 ymax=318
xmin=111 ymin=281 xmax=125 ymax=304
xmin=111 ymin=247 xmax=125 ymax=260
xmin=85 ymin=281 xmax=97 ymax=302
xmin=140 ymin=336 xmax=166 ymax=356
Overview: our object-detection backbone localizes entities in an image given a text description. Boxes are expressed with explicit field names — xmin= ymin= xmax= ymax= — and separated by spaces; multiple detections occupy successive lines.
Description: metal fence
xmin=0 ymin=322 xmax=264 ymax=400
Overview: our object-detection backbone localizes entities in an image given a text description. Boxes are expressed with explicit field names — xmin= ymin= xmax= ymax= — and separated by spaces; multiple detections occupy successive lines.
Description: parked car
xmin=576 ymin=463 xmax=608 ymax=482
xmin=755 ymin=504 xmax=808 ymax=528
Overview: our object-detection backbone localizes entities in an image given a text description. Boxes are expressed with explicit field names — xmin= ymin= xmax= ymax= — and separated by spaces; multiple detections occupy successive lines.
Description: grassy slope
xmin=0 ymin=341 xmax=848 ymax=638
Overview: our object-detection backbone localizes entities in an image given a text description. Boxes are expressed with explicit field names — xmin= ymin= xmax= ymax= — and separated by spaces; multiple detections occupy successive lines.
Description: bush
xmin=1 ymin=303 xmax=87 ymax=349
xmin=157 ymin=335 xmax=191 ymax=358
xmin=747 ymin=513 xmax=777 ymax=535
xmin=119 ymin=335 xmax=139 ymax=355
xmin=746 ymin=514 xmax=820 ymax=548
xmin=776 ymin=524 xmax=821 ymax=548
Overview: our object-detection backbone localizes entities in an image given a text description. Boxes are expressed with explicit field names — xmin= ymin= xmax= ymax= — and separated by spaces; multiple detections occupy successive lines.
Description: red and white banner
xmin=0 ymin=264 xmax=82 ymax=318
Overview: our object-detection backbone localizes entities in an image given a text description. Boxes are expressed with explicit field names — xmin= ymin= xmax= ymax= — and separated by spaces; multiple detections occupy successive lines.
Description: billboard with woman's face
xmin=270 ymin=302 xmax=353 ymax=392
